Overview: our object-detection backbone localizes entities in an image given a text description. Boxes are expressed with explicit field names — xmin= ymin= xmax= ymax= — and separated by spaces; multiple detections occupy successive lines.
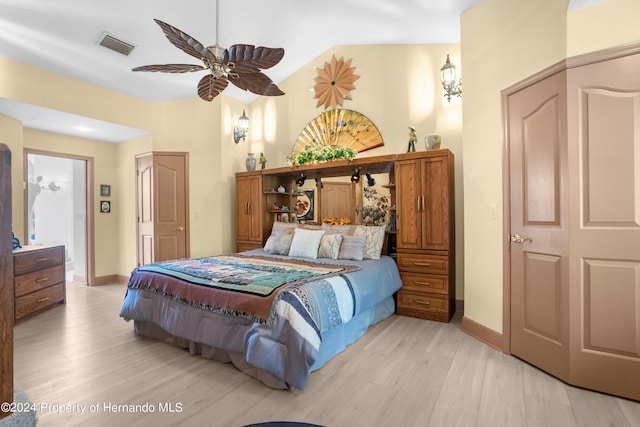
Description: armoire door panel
xmin=248 ymin=175 xmax=262 ymax=242
xmin=581 ymin=89 xmax=640 ymax=227
xmin=523 ymin=96 xmax=561 ymax=226
xmin=395 ymin=160 xmax=421 ymax=249
xmin=582 ymin=258 xmax=640 ymax=358
xmin=421 ymin=157 xmax=449 ymax=250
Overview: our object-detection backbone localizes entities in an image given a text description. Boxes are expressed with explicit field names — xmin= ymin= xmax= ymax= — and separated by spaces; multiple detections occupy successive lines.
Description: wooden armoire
xmin=394 ymin=150 xmax=455 ymax=322
xmin=136 ymin=152 xmax=189 ymax=265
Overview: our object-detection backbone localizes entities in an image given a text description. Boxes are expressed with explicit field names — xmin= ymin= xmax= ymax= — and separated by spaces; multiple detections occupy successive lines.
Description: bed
xmin=119 ymin=224 xmax=402 ymax=390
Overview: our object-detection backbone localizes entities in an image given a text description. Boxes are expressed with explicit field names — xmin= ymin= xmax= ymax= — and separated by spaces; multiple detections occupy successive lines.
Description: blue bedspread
xmin=120 ymin=250 xmax=402 ymax=389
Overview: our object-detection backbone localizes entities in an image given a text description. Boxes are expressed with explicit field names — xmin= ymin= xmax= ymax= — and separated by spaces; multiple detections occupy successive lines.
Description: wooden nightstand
xmin=13 ymin=245 xmax=66 ymax=321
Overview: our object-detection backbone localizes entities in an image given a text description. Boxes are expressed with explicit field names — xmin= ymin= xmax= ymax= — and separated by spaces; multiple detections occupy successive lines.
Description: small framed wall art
xmin=100 ymin=184 xmax=111 ymax=197
xmin=100 ymin=200 xmax=111 ymax=213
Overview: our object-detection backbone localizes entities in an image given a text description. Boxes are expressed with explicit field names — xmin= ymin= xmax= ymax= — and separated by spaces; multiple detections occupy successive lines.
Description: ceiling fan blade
xmin=153 ymin=19 xmax=214 ymax=62
xmin=132 ymin=64 xmax=207 ymax=73
xmin=197 ymin=74 xmax=229 ymax=101
xmin=225 ymin=45 xmax=285 ymax=73
xmin=230 ymin=72 xmax=284 ymax=96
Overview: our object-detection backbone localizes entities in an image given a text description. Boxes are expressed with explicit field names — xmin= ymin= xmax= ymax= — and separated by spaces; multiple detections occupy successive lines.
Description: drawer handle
xmin=413 ymin=299 xmax=431 ymax=306
xmin=414 ymin=281 xmax=432 ymax=286
xmin=413 ymin=262 xmax=431 ymax=267
xmin=35 ymin=257 xmax=48 ymax=262
xmin=36 ymin=276 xmax=49 ymax=283
xmin=36 ymin=297 xmax=50 ymax=303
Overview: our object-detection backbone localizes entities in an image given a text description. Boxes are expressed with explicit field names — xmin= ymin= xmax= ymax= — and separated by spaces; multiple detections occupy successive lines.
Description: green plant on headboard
xmin=289 ymin=145 xmax=357 ymax=166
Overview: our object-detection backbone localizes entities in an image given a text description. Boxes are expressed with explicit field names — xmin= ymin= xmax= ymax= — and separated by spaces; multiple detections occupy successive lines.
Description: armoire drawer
xmin=396 ymin=252 xmax=448 ymax=275
xmin=399 ymin=272 xmax=448 ymax=295
xmin=397 ymin=290 xmax=448 ymax=314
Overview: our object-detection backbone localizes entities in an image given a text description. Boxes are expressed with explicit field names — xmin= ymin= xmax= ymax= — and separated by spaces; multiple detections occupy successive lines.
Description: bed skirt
xmin=131 ymin=296 xmax=396 ymax=389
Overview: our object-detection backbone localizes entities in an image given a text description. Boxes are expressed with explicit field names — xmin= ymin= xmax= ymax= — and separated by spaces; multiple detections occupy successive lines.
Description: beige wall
xmin=461 ymin=0 xmax=640 ymax=333
xmin=567 ymin=0 xmax=640 ymax=56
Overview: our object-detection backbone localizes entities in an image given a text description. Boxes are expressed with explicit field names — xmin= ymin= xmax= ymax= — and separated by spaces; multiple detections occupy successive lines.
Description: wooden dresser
xmin=13 ymin=245 xmax=66 ymax=321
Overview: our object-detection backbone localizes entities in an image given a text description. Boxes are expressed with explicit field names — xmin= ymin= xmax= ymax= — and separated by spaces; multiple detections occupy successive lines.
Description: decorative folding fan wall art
xmin=288 ymin=109 xmax=384 ymax=166
xmin=313 ymin=56 xmax=360 ymax=110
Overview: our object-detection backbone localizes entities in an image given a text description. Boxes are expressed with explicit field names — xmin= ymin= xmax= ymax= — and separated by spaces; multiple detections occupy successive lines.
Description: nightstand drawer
xmin=15 ymin=265 xmax=65 ymax=297
xmin=397 ymin=290 xmax=448 ymax=314
xmin=397 ymin=253 xmax=448 ymax=275
xmin=15 ymin=283 xmax=65 ymax=320
xmin=14 ymin=246 xmax=64 ymax=275
xmin=399 ymin=272 xmax=448 ymax=295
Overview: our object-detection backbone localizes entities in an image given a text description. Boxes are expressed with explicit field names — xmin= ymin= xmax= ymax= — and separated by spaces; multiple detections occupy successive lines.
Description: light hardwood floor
xmin=13 ymin=282 xmax=640 ymax=427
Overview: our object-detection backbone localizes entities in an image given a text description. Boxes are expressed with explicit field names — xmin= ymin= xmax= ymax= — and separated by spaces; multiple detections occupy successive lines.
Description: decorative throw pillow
xmin=264 ymin=232 xmax=294 ymax=255
xmin=318 ymin=233 xmax=343 ymax=259
xmin=354 ymin=225 xmax=386 ymax=259
xmin=288 ymin=228 xmax=325 ymax=259
xmin=338 ymin=235 xmax=366 ymax=261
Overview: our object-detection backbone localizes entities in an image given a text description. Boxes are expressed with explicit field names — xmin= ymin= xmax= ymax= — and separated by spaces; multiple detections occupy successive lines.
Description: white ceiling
xmin=0 ymin=0 xmax=593 ymax=142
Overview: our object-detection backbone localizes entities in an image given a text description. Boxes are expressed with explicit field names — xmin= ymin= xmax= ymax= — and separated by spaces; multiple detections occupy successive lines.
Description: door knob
xmin=173 ymin=226 xmax=185 ymax=232
xmin=508 ymin=233 xmax=530 ymax=243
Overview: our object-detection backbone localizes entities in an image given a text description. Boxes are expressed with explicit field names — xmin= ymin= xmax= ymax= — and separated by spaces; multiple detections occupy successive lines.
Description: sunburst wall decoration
xmin=313 ymin=56 xmax=359 ymax=110
xmin=288 ymin=109 xmax=384 ymax=165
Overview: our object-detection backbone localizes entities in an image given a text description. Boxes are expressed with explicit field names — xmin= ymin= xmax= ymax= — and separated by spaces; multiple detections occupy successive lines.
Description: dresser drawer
xmin=15 ymin=265 xmax=64 ymax=297
xmin=15 ymin=283 xmax=65 ymax=320
xmin=397 ymin=290 xmax=448 ymax=314
xmin=14 ymin=246 xmax=64 ymax=275
xmin=399 ymin=272 xmax=448 ymax=295
xmin=397 ymin=253 xmax=448 ymax=275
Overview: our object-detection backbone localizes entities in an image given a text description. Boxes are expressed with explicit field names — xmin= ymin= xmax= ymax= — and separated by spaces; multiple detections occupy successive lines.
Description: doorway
xmin=24 ymin=149 xmax=95 ymax=285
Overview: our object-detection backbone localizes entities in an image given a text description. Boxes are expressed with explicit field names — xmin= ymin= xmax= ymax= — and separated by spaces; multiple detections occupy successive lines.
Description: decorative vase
xmin=425 ymin=133 xmax=442 ymax=150
xmin=246 ymin=153 xmax=257 ymax=171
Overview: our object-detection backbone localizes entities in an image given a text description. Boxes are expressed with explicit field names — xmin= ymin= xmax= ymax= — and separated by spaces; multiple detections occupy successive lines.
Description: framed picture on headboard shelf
xmin=294 ymin=189 xmax=314 ymax=221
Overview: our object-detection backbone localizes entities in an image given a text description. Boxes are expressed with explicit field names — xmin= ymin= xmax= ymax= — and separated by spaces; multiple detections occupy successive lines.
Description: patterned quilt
xmin=126 ymin=255 xmax=360 ymax=324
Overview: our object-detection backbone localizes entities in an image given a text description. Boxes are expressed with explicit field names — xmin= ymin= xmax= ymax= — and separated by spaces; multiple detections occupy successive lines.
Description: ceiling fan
xmin=132 ymin=2 xmax=285 ymax=102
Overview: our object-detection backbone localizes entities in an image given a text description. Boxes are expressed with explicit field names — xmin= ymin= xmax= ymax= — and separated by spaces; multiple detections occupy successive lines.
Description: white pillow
xmin=318 ymin=234 xmax=343 ymax=259
xmin=354 ymin=225 xmax=386 ymax=259
xmin=338 ymin=235 xmax=366 ymax=261
xmin=264 ymin=232 xmax=294 ymax=255
xmin=288 ymin=228 xmax=325 ymax=259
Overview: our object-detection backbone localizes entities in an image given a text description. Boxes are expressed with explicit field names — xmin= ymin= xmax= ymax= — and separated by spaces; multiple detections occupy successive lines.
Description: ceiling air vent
xmin=97 ymin=32 xmax=135 ymax=56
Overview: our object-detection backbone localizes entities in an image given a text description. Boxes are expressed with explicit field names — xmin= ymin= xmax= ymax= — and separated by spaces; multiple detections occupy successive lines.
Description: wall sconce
xmin=350 ymin=167 xmax=361 ymax=184
xmin=296 ymin=172 xmax=307 ymax=187
xmin=233 ymin=109 xmax=249 ymax=143
xmin=365 ymin=172 xmax=376 ymax=187
xmin=441 ymin=54 xmax=462 ymax=102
